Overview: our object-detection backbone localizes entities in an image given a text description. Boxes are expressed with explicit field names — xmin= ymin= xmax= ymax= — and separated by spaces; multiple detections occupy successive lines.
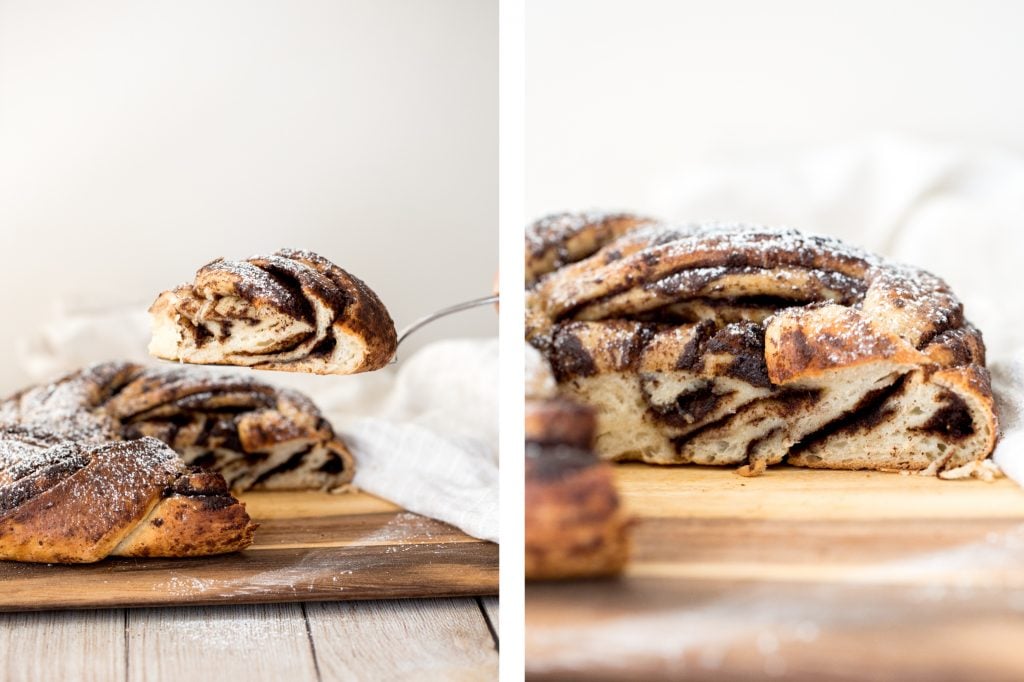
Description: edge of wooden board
xmin=616 ymin=463 xmax=1024 ymax=520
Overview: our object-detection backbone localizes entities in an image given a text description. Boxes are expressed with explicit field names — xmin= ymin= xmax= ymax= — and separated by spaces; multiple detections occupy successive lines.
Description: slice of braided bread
xmin=527 ymin=214 xmax=998 ymax=477
xmin=525 ymin=347 xmax=631 ymax=580
xmin=149 ymin=249 xmax=397 ymax=374
xmin=0 ymin=432 xmax=256 ymax=563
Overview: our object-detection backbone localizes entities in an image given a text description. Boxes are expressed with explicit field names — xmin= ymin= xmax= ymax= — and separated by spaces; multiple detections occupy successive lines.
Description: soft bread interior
xmin=550 ymin=319 xmax=993 ymax=476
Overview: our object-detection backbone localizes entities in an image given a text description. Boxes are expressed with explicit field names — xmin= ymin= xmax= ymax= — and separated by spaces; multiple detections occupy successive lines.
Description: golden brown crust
xmin=525 ymin=442 xmax=630 ymax=581
xmin=0 ymin=438 xmax=255 ymax=563
xmin=114 ymin=469 xmax=257 ymax=558
xmin=527 ymin=215 xmax=999 ymax=476
xmin=271 ymin=249 xmax=398 ymax=373
xmin=148 ymin=249 xmax=397 ymax=375
xmin=763 ymin=304 xmax=929 ymax=386
xmin=526 ymin=211 xmax=655 ymax=285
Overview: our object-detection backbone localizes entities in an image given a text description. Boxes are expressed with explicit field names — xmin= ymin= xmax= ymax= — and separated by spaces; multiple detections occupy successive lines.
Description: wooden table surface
xmin=0 ymin=491 xmax=497 ymax=611
xmin=526 ymin=464 xmax=1024 ymax=681
xmin=0 ymin=596 xmax=498 ymax=681
xmin=0 ymin=493 xmax=498 ymax=680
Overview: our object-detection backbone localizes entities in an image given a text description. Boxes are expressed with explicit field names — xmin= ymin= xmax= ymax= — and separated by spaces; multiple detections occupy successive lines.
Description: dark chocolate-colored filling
xmin=318 ymin=454 xmax=345 ymax=474
xmin=243 ymin=451 xmax=271 ymax=464
xmin=185 ymin=400 xmax=273 ymax=415
xmin=645 ymin=267 xmax=737 ymax=298
xmin=915 ymin=391 xmax=975 ymax=440
xmin=100 ymin=372 xmax=137 ymax=403
xmin=647 ymin=382 xmax=729 ymax=428
xmin=674 ymin=320 xmax=716 ymax=370
xmin=192 ymin=415 xmax=217 ymax=447
xmin=550 ymin=330 xmax=598 ymax=381
xmin=621 ymin=324 xmax=658 ymax=368
xmin=215 ymin=320 xmax=234 ymax=340
xmin=249 ymin=266 xmax=316 ymax=324
xmin=705 ymin=323 xmax=773 ymax=388
xmin=194 ymin=494 xmax=237 ymax=511
xmin=208 ymin=418 xmax=243 ymax=453
xmin=190 ymin=451 xmax=218 ymax=469
xmin=194 ymin=324 xmax=213 ymax=348
xmin=262 ymin=257 xmax=350 ymax=319
xmin=309 ymin=335 xmax=337 ymax=358
xmin=166 ymin=472 xmax=229 ymax=497
xmin=745 ymin=427 xmax=782 ymax=459
xmin=250 ymin=446 xmax=314 ymax=487
xmin=671 ymin=388 xmax=822 ymax=451
xmin=703 ymin=294 xmax=814 ymax=308
xmin=791 ymin=375 xmax=908 ymax=454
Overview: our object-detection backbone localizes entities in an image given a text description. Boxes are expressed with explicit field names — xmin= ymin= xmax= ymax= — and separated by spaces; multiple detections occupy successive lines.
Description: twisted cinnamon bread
xmin=0 ymin=361 xmax=355 ymax=562
xmin=150 ymin=249 xmax=397 ymax=374
xmin=526 ymin=213 xmax=999 ymax=477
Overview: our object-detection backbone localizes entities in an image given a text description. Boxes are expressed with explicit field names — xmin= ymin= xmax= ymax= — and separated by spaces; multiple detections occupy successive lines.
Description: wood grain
xmin=0 ymin=609 xmax=126 ymax=682
xmin=616 ymin=464 xmax=1024 ymax=520
xmin=526 ymin=464 xmax=1024 ymax=680
xmin=0 ymin=598 xmax=498 ymax=682
xmin=306 ymin=598 xmax=499 ymax=681
xmin=0 ymin=491 xmax=497 ymax=612
xmin=126 ymin=604 xmax=318 ymax=681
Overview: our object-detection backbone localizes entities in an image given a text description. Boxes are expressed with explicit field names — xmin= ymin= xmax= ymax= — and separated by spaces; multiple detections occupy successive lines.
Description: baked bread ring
xmin=526 ymin=214 xmax=998 ymax=477
xmin=0 ymin=361 xmax=355 ymax=563
xmin=1 ymin=362 xmax=355 ymax=492
xmin=149 ymin=249 xmax=397 ymax=374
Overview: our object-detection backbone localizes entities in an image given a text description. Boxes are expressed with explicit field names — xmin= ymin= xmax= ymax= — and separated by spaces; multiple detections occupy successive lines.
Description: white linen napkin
xmin=330 ymin=339 xmax=499 ymax=543
xmin=652 ymin=134 xmax=1024 ymax=485
xmin=16 ymin=308 xmax=498 ymax=542
xmin=992 ymin=354 xmax=1024 ymax=485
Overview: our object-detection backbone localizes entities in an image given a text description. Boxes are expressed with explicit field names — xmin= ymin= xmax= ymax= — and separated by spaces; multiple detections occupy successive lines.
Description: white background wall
xmin=0 ymin=0 xmax=496 ymax=392
xmin=527 ymin=0 xmax=1024 ymax=216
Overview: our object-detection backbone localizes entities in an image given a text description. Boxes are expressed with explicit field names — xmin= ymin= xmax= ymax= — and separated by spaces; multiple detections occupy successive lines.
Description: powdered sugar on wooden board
xmin=528 ymin=522 xmax=1024 ymax=671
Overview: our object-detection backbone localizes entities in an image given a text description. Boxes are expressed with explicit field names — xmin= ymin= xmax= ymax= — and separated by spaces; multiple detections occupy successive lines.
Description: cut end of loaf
xmin=147 ymin=250 xmax=396 ymax=375
xmin=527 ymin=215 xmax=999 ymax=477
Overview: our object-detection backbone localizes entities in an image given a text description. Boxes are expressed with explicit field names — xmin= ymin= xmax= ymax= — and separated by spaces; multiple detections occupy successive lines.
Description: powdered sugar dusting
xmin=526 ymin=210 xmax=640 ymax=256
xmin=534 ymin=218 xmax=973 ymax=355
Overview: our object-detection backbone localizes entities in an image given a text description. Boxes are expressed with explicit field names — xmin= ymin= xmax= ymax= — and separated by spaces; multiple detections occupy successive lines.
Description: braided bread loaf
xmin=0 ymin=361 xmax=355 ymax=562
xmin=150 ymin=249 xmax=397 ymax=374
xmin=526 ymin=213 xmax=998 ymax=477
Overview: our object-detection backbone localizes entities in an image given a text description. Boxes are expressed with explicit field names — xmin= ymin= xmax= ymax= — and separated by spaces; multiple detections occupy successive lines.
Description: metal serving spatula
xmin=389 ymin=294 xmax=498 ymax=364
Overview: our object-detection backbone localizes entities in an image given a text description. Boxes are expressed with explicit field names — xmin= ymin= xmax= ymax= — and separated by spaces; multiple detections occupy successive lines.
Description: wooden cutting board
xmin=527 ymin=464 xmax=1024 ymax=681
xmin=0 ymin=491 xmax=497 ymax=612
